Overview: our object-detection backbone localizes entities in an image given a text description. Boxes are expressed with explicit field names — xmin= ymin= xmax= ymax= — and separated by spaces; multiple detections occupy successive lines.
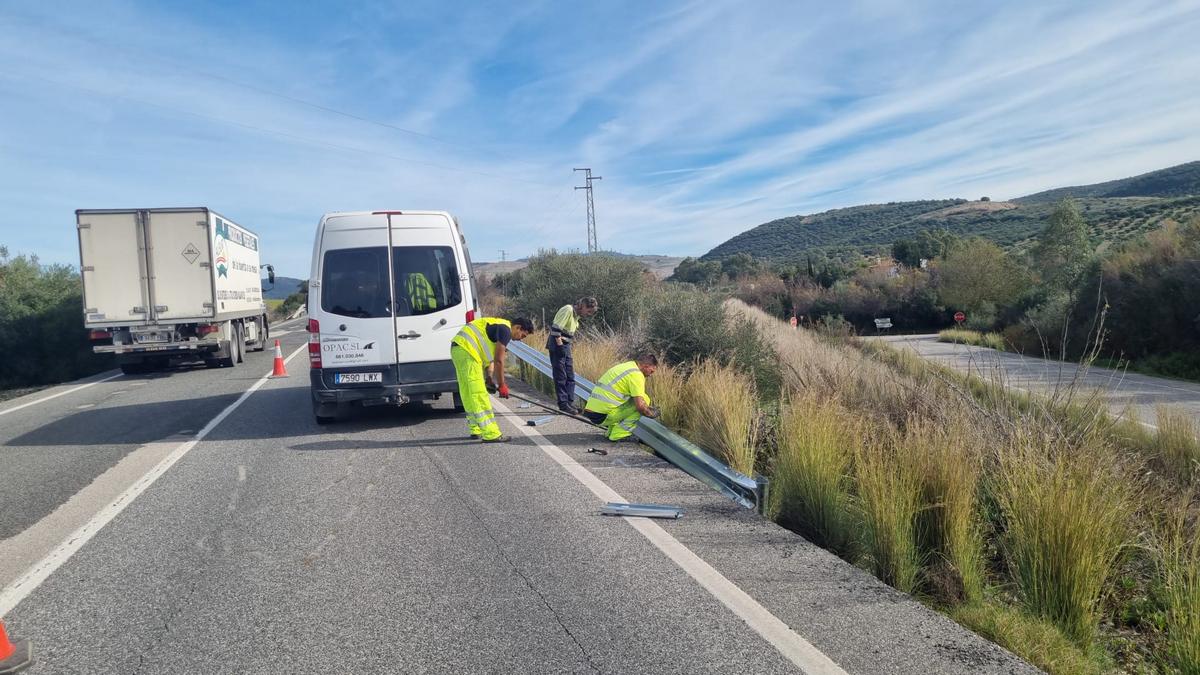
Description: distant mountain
xmin=263 ymin=276 xmax=305 ymax=300
xmin=702 ymin=161 xmax=1200 ymax=262
xmin=1015 ymin=160 xmax=1200 ymax=203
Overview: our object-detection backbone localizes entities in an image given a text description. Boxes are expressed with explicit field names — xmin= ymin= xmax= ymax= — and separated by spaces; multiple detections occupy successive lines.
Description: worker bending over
xmin=548 ymin=296 xmax=599 ymax=413
xmin=583 ymin=354 xmax=660 ymax=441
xmin=451 ymin=316 xmax=534 ymax=442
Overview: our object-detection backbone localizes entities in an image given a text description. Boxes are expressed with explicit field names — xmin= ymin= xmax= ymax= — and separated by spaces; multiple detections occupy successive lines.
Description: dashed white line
xmin=0 ymin=345 xmax=306 ymax=617
xmin=0 ymin=372 xmax=123 ymax=417
xmin=494 ymin=399 xmax=847 ymax=675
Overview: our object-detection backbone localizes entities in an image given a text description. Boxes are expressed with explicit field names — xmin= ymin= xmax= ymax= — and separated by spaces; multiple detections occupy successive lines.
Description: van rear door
xmin=315 ymin=214 xmax=398 ymax=372
xmin=385 ymin=212 xmax=466 ymax=365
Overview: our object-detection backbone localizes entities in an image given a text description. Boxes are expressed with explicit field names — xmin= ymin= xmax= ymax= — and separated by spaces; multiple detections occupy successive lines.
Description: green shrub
xmin=505 ymin=251 xmax=649 ymax=330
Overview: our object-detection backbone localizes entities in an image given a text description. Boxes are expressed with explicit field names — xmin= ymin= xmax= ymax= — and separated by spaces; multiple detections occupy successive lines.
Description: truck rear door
xmin=77 ymin=211 xmax=149 ymax=325
xmin=146 ymin=210 xmax=215 ymax=321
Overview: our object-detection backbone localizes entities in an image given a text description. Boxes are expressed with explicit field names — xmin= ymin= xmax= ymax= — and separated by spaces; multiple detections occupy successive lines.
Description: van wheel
xmin=452 ymin=392 xmax=466 ymax=413
xmin=313 ymin=400 xmax=342 ymax=425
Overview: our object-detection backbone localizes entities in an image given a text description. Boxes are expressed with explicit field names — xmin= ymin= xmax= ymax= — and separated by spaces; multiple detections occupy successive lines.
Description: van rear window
xmin=321 ymin=246 xmax=462 ymax=319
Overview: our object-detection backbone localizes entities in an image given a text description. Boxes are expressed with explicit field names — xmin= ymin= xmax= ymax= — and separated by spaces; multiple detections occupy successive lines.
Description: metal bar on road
xmin=507 ymin=341 xmax=768 ymax=513
xmin=601 ymin=502 xmax=683 ymax=519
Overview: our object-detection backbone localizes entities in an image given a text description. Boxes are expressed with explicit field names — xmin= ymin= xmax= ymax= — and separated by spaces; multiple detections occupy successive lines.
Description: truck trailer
xmin=76 ymin=207 xmax=274 ymax=374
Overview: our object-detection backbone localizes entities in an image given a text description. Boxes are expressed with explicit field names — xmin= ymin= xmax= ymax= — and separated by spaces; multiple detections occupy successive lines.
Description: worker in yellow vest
xmin=582 ymin=354 xmax=660 ymax=441
xmin=406 ymin=272 xmax=438 ymax=313
xmin=451 ymin=316 xmax=534 ymax=442
xmin=548 ymin=296 xmax=599 ymax=413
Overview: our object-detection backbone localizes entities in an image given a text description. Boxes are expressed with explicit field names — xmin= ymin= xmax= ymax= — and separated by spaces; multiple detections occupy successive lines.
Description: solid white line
xmin=0 ymin=372 xmax=124 ymax=417
xmin=493 ymin=399 xmax=847 ymax=675
xmin=0 ymin=344 xmax=306 ymax=616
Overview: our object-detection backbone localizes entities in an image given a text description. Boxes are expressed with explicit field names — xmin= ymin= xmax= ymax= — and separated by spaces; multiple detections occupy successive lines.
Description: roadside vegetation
xmin=491 ymin=248 xmax=1200 ymax=674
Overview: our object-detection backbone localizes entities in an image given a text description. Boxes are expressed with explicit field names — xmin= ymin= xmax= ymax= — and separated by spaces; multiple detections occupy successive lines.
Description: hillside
xmin=702 ymin=161 xmax=1200 ymax=262
xmin=263 ymin=276 xmax=305 ymax=300
xmin=474 ymin=253 xmax=684 ymax=280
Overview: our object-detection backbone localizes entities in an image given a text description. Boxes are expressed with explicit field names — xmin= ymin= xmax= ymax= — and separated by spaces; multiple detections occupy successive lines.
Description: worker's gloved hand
xmin=647 ymin=406 xmax=661 ymax=419
xmin=498 ymin=384 xmax=510 ymax=399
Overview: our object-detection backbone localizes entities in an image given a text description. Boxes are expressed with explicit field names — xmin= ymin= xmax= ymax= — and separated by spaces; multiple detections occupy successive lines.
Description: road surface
xmin=875 ymin=334 xmax=1200 ymax=427
xmin=1 ymin=320 xmax=1033 ymax=674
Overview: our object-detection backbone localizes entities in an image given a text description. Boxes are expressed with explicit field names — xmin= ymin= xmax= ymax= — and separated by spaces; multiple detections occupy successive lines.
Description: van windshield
xmin=321 ymin=246 xmax=461 ymax=319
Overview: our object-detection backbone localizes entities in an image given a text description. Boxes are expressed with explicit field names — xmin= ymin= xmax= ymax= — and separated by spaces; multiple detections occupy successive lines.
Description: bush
xmin=0 ymin=248 xmax=108 ymax=389
xmin=507 ymin=251 xmax=650 ymax=330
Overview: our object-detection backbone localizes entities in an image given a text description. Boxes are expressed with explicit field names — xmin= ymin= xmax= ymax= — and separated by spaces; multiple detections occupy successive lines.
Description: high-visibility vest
xmin=407 ymin=273 xmax=438 ymax=312
xmin=452 ymin=317 xmax=511 ymax=364
xmin=585 ymin=360 xmax=649 ymax=414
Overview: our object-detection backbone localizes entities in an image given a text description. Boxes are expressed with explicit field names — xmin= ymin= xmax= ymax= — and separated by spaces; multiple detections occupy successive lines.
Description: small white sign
xmin=181 ymin=243 xmax=201 ymax=264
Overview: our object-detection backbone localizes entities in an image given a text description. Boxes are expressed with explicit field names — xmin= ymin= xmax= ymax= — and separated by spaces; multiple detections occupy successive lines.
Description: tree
xmin=1031 ymin=199 xmax=1092 ymax=295
xmin=720 ymin=253 xmax=761 ymax=279
xmin=936 ymin=238 xmax=1028 ymax=323
xmin=671 ymin=257 xmax=722 ymax=286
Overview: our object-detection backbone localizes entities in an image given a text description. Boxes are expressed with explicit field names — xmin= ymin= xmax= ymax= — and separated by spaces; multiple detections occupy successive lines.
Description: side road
xmin=874 ymin=334 xmax=1200 ymax=427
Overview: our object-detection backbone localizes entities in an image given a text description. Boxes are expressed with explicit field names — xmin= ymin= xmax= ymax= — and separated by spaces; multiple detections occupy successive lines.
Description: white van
xmin=307 ymin=210 xmax=479 ymax=423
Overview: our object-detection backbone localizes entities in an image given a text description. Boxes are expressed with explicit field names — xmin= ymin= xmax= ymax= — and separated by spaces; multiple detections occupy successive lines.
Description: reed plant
xmin=1155 ymin=405 xmax=1200 ymax=483
xmin=1159 ymin=501 xmax=1200 ymax=672
xmin=854 ymin=433 xmax=924 ymax=593
xmin=645 ymin=361 xmax=687 ymax=431
xmin=683 ymin=359 xmax=760 ymax=475
xmin=770 ymin=394 xmax=859 ymax=557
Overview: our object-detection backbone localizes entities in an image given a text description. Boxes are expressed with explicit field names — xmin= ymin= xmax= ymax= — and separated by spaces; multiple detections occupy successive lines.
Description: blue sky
xmin=2 ymin=0 xmax=1199 ymax=276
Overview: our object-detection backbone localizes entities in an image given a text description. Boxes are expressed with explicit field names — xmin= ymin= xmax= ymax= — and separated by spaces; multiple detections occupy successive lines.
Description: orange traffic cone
xmin=269 ymin=339 xmax=289 ymax=378
xmin=0 ymin=620 xmax=33 ymax=673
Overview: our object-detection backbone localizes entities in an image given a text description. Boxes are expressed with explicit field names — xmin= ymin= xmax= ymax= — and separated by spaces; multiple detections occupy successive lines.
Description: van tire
xmin=313 ymin=400 xmax=342 ymax=425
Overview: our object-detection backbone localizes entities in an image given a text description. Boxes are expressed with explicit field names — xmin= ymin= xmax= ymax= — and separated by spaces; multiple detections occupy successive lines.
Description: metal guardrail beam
xmin=507 ymin=341 xmax=769 ymax=513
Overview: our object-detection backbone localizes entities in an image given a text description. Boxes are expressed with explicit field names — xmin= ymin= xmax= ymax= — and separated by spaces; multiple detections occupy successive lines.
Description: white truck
xmin=75 ymin=207 xmax=274 ymax=374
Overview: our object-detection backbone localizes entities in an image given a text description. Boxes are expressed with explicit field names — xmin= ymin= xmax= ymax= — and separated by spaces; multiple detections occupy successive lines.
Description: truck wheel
xmin=235 ymin=323 xmax=245 ymax=363
xmin=251 ymin=317 xmax=268 ymax=352
xmin=120 ymin=362 xmax=146 ymax=375
xmin=218 ymin=324 xmax=240 ymax=368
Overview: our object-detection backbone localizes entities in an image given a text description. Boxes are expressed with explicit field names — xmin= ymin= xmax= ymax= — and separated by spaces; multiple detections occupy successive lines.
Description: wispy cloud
xmin=1 ymin=0 xmax=1198 ymax=274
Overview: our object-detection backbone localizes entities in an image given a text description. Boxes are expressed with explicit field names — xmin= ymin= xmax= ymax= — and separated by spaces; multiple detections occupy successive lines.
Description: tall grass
xmin=645 ymin=362 xmax=687 ymax=430
xmin=995 ymin=432 xmax=1136 ymax=644
xmin=1155 ymin=405 xmax=1200 ymax=483
xmin=571 ymin=330 xmax=624 ymax=382
xmin=855 ymin=434 xmax=923 ymax=593
xmin=939 ymin=328 xmax=1007 ymax=351
xmin=905 ymin=419 xmax=985 ymax=604
xmin=683 ymin=360 xmax=759 ymax=475
xmin=1159 ymin=502 xmax=1200 ymax=672
xmin=770 ymin=395 xmax=859 ymax=557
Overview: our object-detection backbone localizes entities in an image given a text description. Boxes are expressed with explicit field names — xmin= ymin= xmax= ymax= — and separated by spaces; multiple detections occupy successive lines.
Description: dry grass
xmin=905 ymin=419 xmax=985 ymax=604
xmin=995 ymin=431 xmax=1137 ymax=644
xmin=1155 ymin=405 xmax=1200 ymax=483
xmin=572 ymin=331 xmax=624 ymax=382
xmin=770 ymin=395 xmax=859 ymax=557
xmin=1159 ymin=501 xmax=1200 ymax=672
xmin=682 ymin=360 xmax=760 ymax=475
xmin=855 ymin=433 xmax=924 ymax=593
xmin=939 ymin=328 xmax=1007 ymax=351
xmin=645 ymin=362 xmax=687 ymax=430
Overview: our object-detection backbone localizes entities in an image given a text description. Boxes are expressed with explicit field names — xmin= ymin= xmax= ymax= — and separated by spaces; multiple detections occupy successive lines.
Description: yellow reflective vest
xmin=407 ymin=273 xmax=438 ymax=312
xmin=584 ymin=360 xmax=650 ymax=414
xmin=452 ymin=317 xmax=511 ymax=364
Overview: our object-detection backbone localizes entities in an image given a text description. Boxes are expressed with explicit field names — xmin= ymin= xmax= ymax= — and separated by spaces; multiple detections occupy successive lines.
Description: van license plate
xmin=336 ymin=373 xmax=382 ymax=384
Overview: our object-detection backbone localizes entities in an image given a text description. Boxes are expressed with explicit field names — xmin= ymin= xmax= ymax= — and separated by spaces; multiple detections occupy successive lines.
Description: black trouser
xmin=549 ymin=341 xmax=575 ymax=410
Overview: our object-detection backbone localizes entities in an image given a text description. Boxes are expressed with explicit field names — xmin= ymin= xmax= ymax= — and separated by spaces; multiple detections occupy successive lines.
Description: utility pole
xmin=499 ymin=249 xmax=506 ymax=262
xmin=574 ymin=168 xmax=602 ymax=253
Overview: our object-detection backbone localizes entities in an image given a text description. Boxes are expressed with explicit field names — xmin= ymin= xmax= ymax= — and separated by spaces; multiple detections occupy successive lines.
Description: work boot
xmin=481 ymin=435 xmax=510 ymax=444
xmin=468 ymin=433 xmax=481 ymax=440
xmin=559 ymin=404 xmax=580 ymax=414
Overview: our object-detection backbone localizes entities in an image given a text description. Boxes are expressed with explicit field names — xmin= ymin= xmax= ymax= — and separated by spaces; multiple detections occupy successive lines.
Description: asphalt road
xmin=1 ymin=322 xmax=1035 ymax=674
xmin=875 ymin=334 xmax=1200 ymax=427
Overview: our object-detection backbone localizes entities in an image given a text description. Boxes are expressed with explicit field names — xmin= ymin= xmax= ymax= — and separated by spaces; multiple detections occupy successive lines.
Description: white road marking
xmin=237 ymin=465 xmax=247 ymax=483
xmin=494 ymin=399 xmax=847 ymax=675
xmin=0 ymin=372 xmax=123 ymax=417
xmin=0 ymin=344 xmax=306 ymax=616
xmin=76 ymin=404 xmax=95 ymax=410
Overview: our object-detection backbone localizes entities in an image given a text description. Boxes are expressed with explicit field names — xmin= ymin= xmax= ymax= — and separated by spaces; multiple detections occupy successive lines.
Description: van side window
xmin=393 ymin=246 xmax=462 ymax=317
xmin=321 ymin=247 xmax=392 ymax=319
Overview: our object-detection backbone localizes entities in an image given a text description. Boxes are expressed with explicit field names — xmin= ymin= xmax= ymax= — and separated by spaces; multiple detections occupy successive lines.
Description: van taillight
xmin=465 ymin=309 xmax=476 ymax=323
xmin=307 ymin=319 xmax=322 ymax=368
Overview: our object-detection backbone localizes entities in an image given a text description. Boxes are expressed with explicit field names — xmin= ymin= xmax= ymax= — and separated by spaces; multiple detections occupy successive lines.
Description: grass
xmin=951 ymin=602 xmax=1107 ymax=675
xmin=769 ymin=395 xmax=859 ymax=558
xmin=1155 ymin=405 xmax=1200 ymax=483
xmin=645 ymin=361 xmax=687 ymax=430
xmin=938 ymin=328 xmax=1007 ymax=351
xmin=994 ymin=431 xmax=1136 ymax=644
xmin=854 ymin=433 xmax=923 ymax=593
xmin=1159 ymin=502 xmax=1200 ymax=672
xmin=682 ymin=359 xmax=760 ymax=476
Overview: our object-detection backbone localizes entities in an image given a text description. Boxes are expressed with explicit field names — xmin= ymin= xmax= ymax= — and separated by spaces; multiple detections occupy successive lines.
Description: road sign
xmin=874 ymin=318 xmax=892 ymax=329
xmin=954 ymin=311 xmax=965 ymax=324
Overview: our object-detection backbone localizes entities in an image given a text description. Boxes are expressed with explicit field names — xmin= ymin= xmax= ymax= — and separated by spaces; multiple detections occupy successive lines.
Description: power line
xmin=574 ymin=168 xmax=602 ymax=253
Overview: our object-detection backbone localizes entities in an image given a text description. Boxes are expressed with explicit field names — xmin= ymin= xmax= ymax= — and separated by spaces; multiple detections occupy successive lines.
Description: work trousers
xmin=451 ymin=345 xmax=501 ymax=440
xmin=549 ymin=341 xmax=575 ymax=410
xmin=586 ymin=399 xmax=642 ymax=440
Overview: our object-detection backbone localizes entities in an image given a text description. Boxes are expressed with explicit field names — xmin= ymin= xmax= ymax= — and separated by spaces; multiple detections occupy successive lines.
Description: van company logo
xmin=214 ymin=220 xmax=230 ymax=278
xmin=320 ymin=336 xmax=378 ymax=365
